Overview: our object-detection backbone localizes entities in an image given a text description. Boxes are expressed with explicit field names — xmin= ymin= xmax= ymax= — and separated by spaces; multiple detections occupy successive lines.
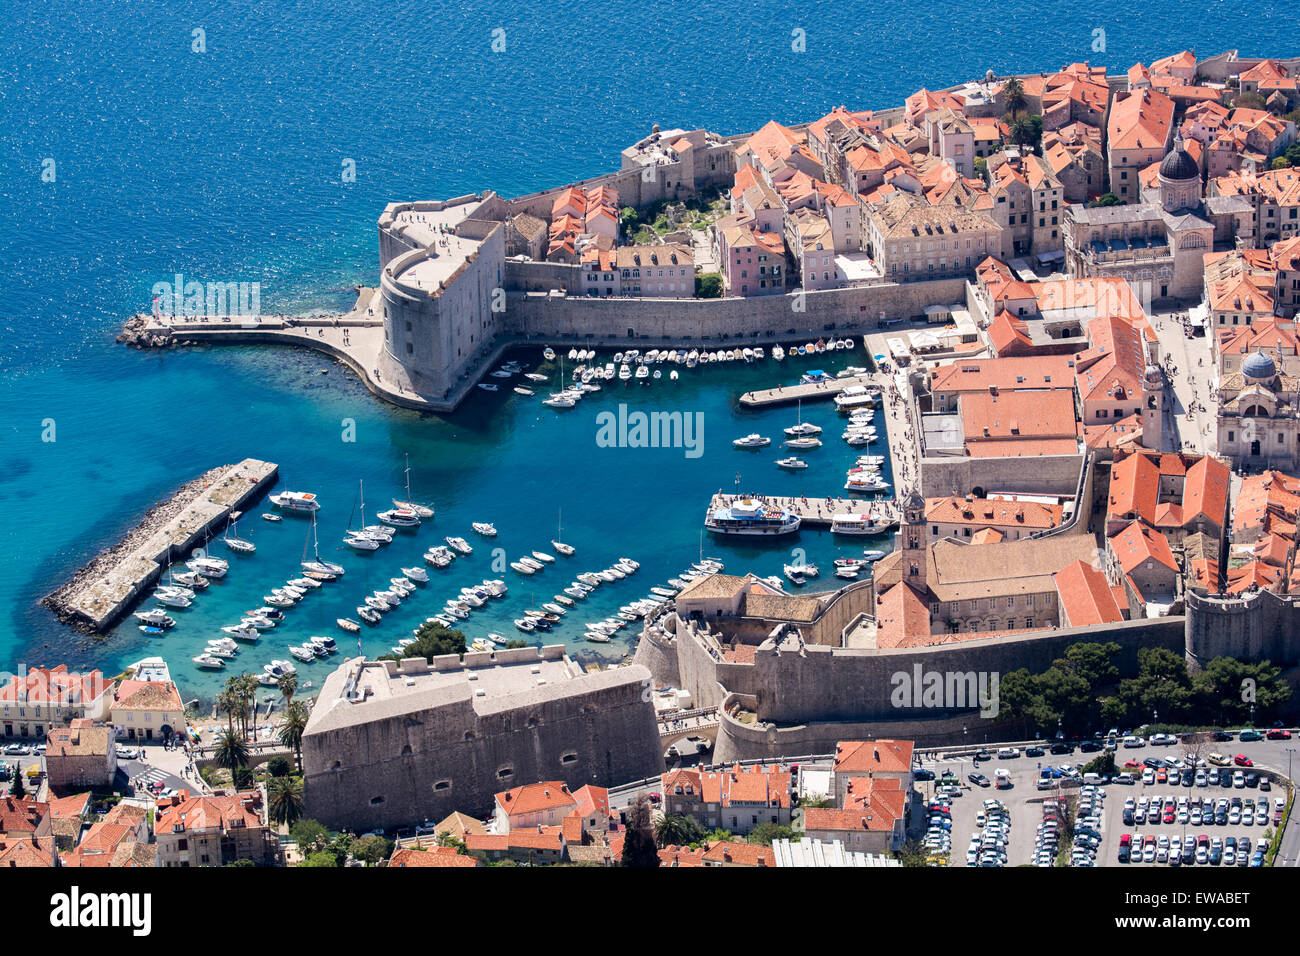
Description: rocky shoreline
xmin=117 ymin=315 xmax=174 ymax=349
xmin=41 ymin=465 xmax=232 ymax=634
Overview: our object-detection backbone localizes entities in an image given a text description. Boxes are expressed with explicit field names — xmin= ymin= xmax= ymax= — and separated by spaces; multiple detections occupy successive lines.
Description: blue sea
xmin=0 ymin=0 xmax=1294 ymax=702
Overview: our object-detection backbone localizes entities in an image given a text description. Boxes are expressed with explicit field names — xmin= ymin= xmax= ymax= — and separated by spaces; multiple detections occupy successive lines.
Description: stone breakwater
xmin=117 ymin=315 xmax=174 ymax=348
xmin=41 ymin=459 xmax=279 ymax=634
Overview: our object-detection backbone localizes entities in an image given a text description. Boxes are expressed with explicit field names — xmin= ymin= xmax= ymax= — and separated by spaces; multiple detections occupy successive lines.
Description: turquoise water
xmin=1 ymin=0 xmax=1294 ymax=702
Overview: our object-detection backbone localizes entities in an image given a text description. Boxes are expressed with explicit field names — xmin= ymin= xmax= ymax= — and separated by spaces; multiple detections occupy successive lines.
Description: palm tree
xmin=238 ymin=673 xmax=260 ymax=742
xmin=216 ymin=687 xmax=238 ymax=736
xmin=212 ymin=727 xmax=250 ymax=789
xmin=277 ymin=672 xmax=298 ymax=709
xmin=267 ymin=775 xmax=304 ymax=826
xmin=653 ymin=814 xmax=702 ymax=848
xmin=279 ymin=700 xmax=309 ymax=772
xmin=1003 ymin=76 xmax=1027 ymax=119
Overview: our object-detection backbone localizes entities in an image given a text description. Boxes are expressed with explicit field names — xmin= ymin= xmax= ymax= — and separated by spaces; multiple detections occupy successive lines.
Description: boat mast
xmin=404 ymin=453 xmax=412 ymax=505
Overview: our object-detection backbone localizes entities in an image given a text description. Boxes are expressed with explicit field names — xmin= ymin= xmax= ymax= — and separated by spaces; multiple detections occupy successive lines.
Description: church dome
xmin=1243 ymin=351 xmax=1277 ymax=381
xmin=1159 ymin=144 xmax=1199 ymax=181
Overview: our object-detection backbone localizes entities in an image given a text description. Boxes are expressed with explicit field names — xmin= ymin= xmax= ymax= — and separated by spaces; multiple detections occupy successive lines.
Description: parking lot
xmin=915 ymin=737 xmax=1291 ymax=867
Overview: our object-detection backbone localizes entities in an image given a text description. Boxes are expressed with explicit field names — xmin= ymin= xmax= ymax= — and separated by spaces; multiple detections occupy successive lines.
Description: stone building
xmin=153 ymin=790 xmax=279 ymax=868
xmin=1216 ymin=350 xmax=1300 ymax=470
xmin=301 ymin=648 xmax=662 ymax=831
xmin=44 ymin=719 xmax=116 ymax=794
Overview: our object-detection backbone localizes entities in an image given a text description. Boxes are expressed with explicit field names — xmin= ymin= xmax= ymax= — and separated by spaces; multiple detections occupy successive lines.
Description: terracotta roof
xmin=114 ymin=679 xmax=184 ymax=712
xmin=833 ymin=739 xmax=914 ymax=774
xmin=1054 ymin=559 xmax=1125 ymax=626
xmin=1109 ymin=521 xmax=1179 ymax=574
xmin=930 ymin=356 xmax=1075 ymax=396
xmin=926 ymin=495 xmax=1062 ymax=530
xmin=1108 ymin=88 xmax=1175 ymax=151
xmin=0 ymin=666 xmax=109 ymax=706
xmin=154 ymin=790 xmax=263 ymax=835
xmin=495 ymin=781 xmax=577 ymax=818
xmin=390 ymin=846 xmax=478 ymax=868
xmin=700 ymin=840 xmax=775 ymax=866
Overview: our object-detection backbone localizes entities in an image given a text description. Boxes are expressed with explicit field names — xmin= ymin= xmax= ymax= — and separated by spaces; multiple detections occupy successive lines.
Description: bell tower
xmin=900 ymin=488 xmax=928 ymax=592
xmin=1142 ymin=364 xmax=1165 ymax=451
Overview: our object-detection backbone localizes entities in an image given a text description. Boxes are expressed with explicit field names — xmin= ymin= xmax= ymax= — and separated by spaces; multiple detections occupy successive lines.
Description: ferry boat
xmin=845 ymin=474 xmax=891 ymax=492
xmin=704 ymin=498 xmax=801 ymax=536
xmin=830 ymin=513 xmax=893 ymax=535
xmin=270 ymin=491 xmax=320 ymax=513
xmin=833 ymin=386 xmax=880 ymax=410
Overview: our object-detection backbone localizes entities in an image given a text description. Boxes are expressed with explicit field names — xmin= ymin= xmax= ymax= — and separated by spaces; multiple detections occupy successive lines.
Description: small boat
xmin=525 ymin=372 xmax=548 ymax=383
xmin=776 ymin=457 xmax=807 ymax=470
xmin=262 ymin=513 xmax=282 ymax=522
xmin=845 ymin=474 xmax=890 ymax=492
xmin=552 ymin=540 xmax=575 ymax=556
xmin=303 ymin=559 xmax=346 ymax=576
xmin=187 ymin=556 xmax=228 ymax=578
xmin=205 ymin=641 xmax=238 ymax=659
xmin=553 ymin=594 xmax=575 ymax=607
xmin=861 ymin=549 xmax=887 ymax=561
xmin=402 ymin=566 xmax=429 ymax=583
xmin=773 ymin=345 xmax=785 ymax=361
xmin=223 ymin=521 xmax=256 ymax=554
xmin=344 ymin=534 xmax=380 ymax=551
xmin=514 ymin=618 xmax=536 ymax=632
xmin=585 ymin=632 xmax=612 ymax=644
xmin=364 ymin=596 xmax=391 ymax=612
xmin=511 ymin=561 xmax=535 ymax=575
xmin=472 ymin=522 xmax=497 ymax=537
xmin=446 ymin=537 xmax=472 ymax=555
xmin=520 ymin=556 xmax=544 ymax=571
xmin=302 ymin=569 xmax=335 ymax=582
xmin=193 ymin=654 xmax=226 ymax=670
xmin=783 ymin=565 xmax=807 ymax=585
xmin=264 ymin=660 xmax=297 ymax=678
xmin=478 ymin=383 xmax=500 ymax=392
xmin=784 ymin=422 xmax=821 ymax=437
xmin=154 ymin=590 xmax=192 ymax=609
xmin=357 ymin=607 xmax=381 ymax=625
xmin=543 ymin=347 xmax=556 ymax=361
xmin=784 ymin=437 xmax=822 ymax=450
xmin=835 ymin=565 xmax=861 ymax=580
xmin=490 ymin=368 xmax=514 ymax=379
xmin=289 ymin=645 xmax=317 ymax=663
xmin=514 ymin=387 xmax=534 ymax=396
xmin=635 ymin=365 xmax=650 ymax=381
xmin=134 ymin=609 xmax=175 ymax=629
xmin=138 ymin=624 xmax=168 ymax=636
xmin=222 ymin=624 xmax=260 ymax=642
xmin=336 ymin=618 xmax=361 ymax=634
xmin=532 ymin=550 xmax=555 ymax=564
xmin=542 ymin=603 xmax=567 ymax=616
xmin=733 ymin=434 xmax=771 ymax=449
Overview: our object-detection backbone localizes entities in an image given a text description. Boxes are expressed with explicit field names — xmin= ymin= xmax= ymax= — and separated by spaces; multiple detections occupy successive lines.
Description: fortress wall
xmin=301 ymin=667 xmax=663 ymax=831
xmin=505 ymin=260 xmax=581 ymax=293
xmin=918 ymin=452 xmax=1087 ymax=499
xmin=501 ymin=277 xmax=968 ymax=343
xmin=752 ymin=617 xmax=1186 ymax=725
xmin=1186 ymin=589 xmax=1300 ymax=668
xmin=631 ymin=625 xmax=681 ymax=688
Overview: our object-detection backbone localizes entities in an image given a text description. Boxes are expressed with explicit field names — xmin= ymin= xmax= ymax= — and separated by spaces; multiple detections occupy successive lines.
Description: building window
xmin=561 ymin=752 xmax=579 ymax=765
xmin=370 ymin=796 xmax=384 ymax=806
xmin=434 ymin=780 xmax=451 ymax=791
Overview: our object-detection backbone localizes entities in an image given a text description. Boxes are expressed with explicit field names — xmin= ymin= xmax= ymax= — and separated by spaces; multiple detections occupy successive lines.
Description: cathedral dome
xmin=1159 ymin=145 xmax=1199 ymax=182
xmin=1242 ymin=351 xmax=1277 ymax=381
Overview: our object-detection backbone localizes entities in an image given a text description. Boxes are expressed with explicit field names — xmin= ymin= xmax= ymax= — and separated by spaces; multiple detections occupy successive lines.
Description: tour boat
xmin=705 ymin=498 xmax=801 ymax=536
xmin=776 ymin=457 xmax=807 ymax=470
xmin=336 ymin=618 xmax=361 ymax=634
xmin=271 ymin=491 xmax=320 ymax=513
xmin=732 ymin=434 xmax=771 ymax=449
xmin=830 ymin=513 xmax=892 ymax=535
xmin=833 ymin=386 xmax=879 ymax=410
xmin=446 ymin=537 xmax=472 ymax=555
xmin=472 ymin=522 xmax=497 ymax=537
xmin=262 ymin=513 xmax=282 ymax=522
xmin=193 ymin=653 xmax=225 ymax=670
xmin=845 ymin=474 xmax=891 ymax=492
xmin=134 ymin=609 xmax=175 ymax=629
xmin=378 ymin=507 xmax=421 ymax=528
xmin=783 ymin=437 xmax=822 ymax=450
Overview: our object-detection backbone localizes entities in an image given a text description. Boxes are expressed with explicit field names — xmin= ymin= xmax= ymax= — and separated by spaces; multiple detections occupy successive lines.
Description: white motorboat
xmin=478 ymin=383 xmax=499 ymax=392
xmin=635 ymin=364 xmax=650 ymax=381
xmin=784 ymin=422 xmax=822 ymax=437
xmin=521 ymin=557 xmax=544 ymax=571
xmin=845 ymin=474 xmax=891 ymax=492
xmin=552 ymin=540 xmax=575 ymax=556
xmin=525 ymin=372 xmax=548 ymax=383
xmin=344 ymin=534 xmax=380 ymax=551
xmin=263 ymin=660 xmax=297 ymax=678
xmin=223 ymin=624 xmax=260 ymax=642
xmin=531 ymin=550 xmax=555 ymax=564
xmin=357 ymin=607 xmax=381 ymax=625
xmin=402 ymin=566 xmax=429 ymax=583
xmin=287 ymin=576 xmax=321 ymax=590
xmin=511 ymin=561 xmax=535 ymax=575
xmin=205 ymin=641 xmax=237 ymax=659
xmin=619 ymin=364 xmax=632 ymax=381
xmin=733 ymin=434 xmax=771 ymax=449
xmin=844 ymin=433 xmax=878 ymax=447
xmin=134 ymin=609 xmax=175 ymax=629
xmin=270 ymin=491 xmax=320 ymax=513
xmin=192 ymin=654 xmax=225 ymax=670
xmin=172 ymin=571 xmax=209 ymax=590
xmin=472 ymin=522 xmax=497 ymax=537
xmin=773 ymin=345 xmax=785 ymax=361
xmin=776 ymin=457 xmax=807 ymax=470
xmin=835 ymin=565 xmax=861 ymax=580
xmin=377 ymin=508 xmax=421 ymax=528
xmin=364 ymin=596 xmax=391 ymax=612
xmin=831 ymin=513 xmax=893 ymax=535
xmin=262 ymin=513 xmax=282 ymax=522
xmin=446 ymin=537 xmax=472 ymax=555
xmin=187 ymin=556 xmax=228 ymax=578
xmin=833 ymin=386 xmax=879 ymax=410
xmin=862 ymin=549 xmax=887 ymax=561
xmin=154 ymin=589 xmax=192 ymax=609
xmin=289 ymin=645 xmax=317 ymax=663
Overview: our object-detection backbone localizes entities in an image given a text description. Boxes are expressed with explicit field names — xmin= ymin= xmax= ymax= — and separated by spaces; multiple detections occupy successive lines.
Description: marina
xmin=738 ymin=370 xmax=882 ymax=409
xmin=41 ymin=459 xmax=279 ymax=633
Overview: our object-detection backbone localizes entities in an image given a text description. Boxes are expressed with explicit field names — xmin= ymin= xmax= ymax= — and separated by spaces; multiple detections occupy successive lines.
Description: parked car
xmin=969 ymin=772 xmax=990 ymax=787
xmin=1266 ymin=729 xmax=1292 ymax=740
xmin=1234 ymin=754 xmax=1253 ymax=767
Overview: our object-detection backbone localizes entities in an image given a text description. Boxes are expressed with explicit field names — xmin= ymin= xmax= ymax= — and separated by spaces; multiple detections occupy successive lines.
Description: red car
xmin=1124 ymin=759 xmax=1143 ymax=769
xmin=1267 ymin=729 xmax=1292 ymax=740
xmin=1163 ymin=809 xmax=1176 ymax=823
xmin=1156 ymin=769 xmax=1168 ymax=783
xmin=1119 ymin=833 xmax=1133 ymax=847
xmin=1234 ymin=754 xmax=1253 ymax=767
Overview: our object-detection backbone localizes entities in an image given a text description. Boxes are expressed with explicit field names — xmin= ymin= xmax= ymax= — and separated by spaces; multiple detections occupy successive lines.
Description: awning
xmin=1036 ymin=249 xmax=1066 ymax=263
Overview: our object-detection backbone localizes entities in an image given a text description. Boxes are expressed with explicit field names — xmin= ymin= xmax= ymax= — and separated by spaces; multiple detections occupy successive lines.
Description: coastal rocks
xmin=117 ymin=315 xmax=174 ymax=349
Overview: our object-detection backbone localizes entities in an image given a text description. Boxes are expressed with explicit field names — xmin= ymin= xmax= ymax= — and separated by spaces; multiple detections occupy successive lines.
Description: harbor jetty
xmin=707 ymin=493 xmax=900 ymax=530
xmin=42 ymin=458 xmax=279 ymax=634
xmin=738 ymin=373 xmax=881 ymax=409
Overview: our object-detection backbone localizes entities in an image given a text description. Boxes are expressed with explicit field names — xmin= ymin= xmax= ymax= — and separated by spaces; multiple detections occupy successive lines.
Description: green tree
xmin=1008 ymin=115 xmax=1043 ymax=151
xmin=974 ymin=155 xmax=988 ymax=182
xmin=267 ymin=775 xmax=304 ymax=826
xmin=380 ymin=622 xmax=466 ymax=662
xmin=1089 ymin=192 xmax=1122 ymax=207
xmin=265 ymin=755 xmax=292 ymax=778
xmin=353 ymin=834 xmax=393 ymax=866
xmin=747 ymin=822 xmax=796 ymax=846
xmin=654 ymin=813 xmax=704 ymax=848
xmin=279 ymin=699 xmax=310 ymax=772
xmin=895 ymin=839 xmax=932 ymax=867
xmin=695 ymin=273 xmax=723 ymax=299
xmin=290 ymin=818 xmax=329 ymax=852
xmin=620 ymin=797 xmax=660 ymax=867
xmin=326 ymin=832 xmax=355 ymax=867
xmin=1273 ymin=157 xmax=1291 ymax=170
xmin=11 ymin=769 xmax=24 ymax=799
xmin=277 ymin=671 xmax=298 ymax=709
xmin=212 ymin=727 xmax=249 ymax=786
xmin=1232 ymin=92 xmax=1267 ymax=111
xmin=298 ymin=851 xmax=339 ymax=867
xmin=1116 ymin=646 xmax=1194 ymax=726
xmin=224 ymin=858 xmax=256 ymax=867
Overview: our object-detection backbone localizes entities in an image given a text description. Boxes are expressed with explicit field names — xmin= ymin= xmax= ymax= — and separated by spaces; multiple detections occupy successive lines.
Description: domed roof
xmin=1159 ymin=144 xmax=1199 ymax=182
xmin=1243 ymin=351 xmax=1277 ymax=380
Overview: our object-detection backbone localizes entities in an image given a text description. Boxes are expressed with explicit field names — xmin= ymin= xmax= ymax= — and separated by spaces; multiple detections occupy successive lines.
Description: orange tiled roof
xmin=1054 ymin=559 xmax=1125 ymax=626
xmin=1109 ymin=521 xmax=1178 ymax=574
xmin=390 ymin=846 xmax=478 ymax=868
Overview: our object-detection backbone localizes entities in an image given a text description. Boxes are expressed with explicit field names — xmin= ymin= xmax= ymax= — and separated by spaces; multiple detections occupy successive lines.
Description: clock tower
xmin=900 ymin=488 xmax=927 ymax=592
